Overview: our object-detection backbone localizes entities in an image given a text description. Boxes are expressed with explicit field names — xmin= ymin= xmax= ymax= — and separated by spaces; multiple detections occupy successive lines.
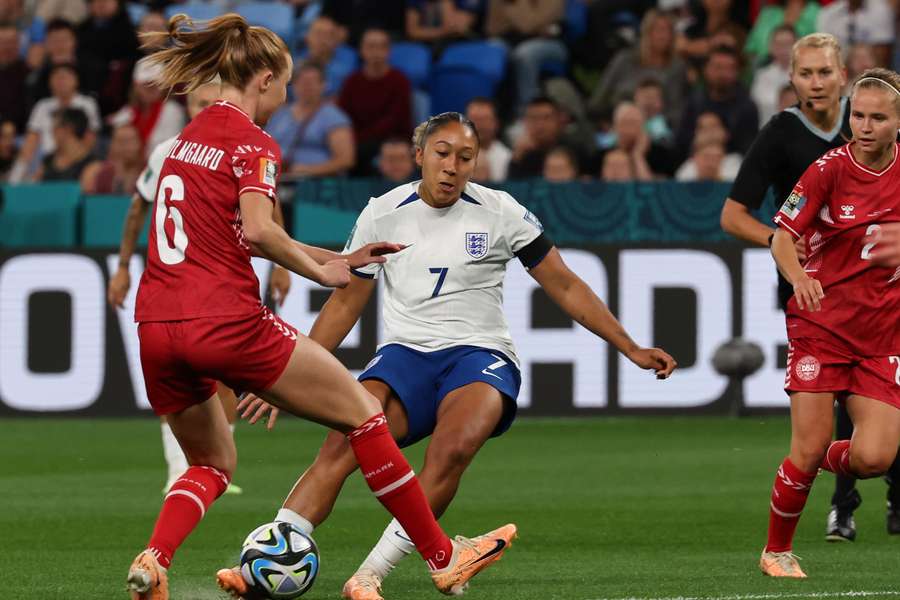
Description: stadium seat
xmin=438 ymin=41 xmax=507 ymax=84
xmin=412 ymin=89 xmax=431 ymax=126
xmin=564 ymin=0 xmax=588 ymax=41
xmin=164 ymin=2 xmax=224 ymax=22
xmin=236 ymin=2 xmax=295 ymax=46
xmin=389 ymin=42 xmax=431 ymax=89
xmin=82 ymin=195 xmax=149 ymax=248
xmin=0 ymin=183 xmax=81 ymax=247
xmin=428 ymin=65 xmax=497 ymax=115
xmin=127 ymin=2 xmax=148 ymax=25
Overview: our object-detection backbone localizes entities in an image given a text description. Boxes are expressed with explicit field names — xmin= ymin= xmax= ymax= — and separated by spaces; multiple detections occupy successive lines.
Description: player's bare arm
xmin=528 ymin=247 xmax=677 ymax=379
xmin=240 ymin=191 xmax=350 ymax=288
xmin=868 ymin=222 xmax=900 ymax=268
xmin=293 ymin=240 xmax=406 ymax=268
xmin=721 ymin=198 xmax=775 ymax=246
xmin=107 ymin=192 xmax=150 ymax=308
xmin=771 ymin=228 xmax=824 ymax=311
xmin=721 ymin=198 xmax=808 ymax=260
xmin=308 ymin=276 xmax=377 ymax=352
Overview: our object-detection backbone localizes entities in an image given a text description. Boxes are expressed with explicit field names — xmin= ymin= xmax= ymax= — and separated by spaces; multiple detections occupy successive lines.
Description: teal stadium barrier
xmin=82 ymin=195 xmax=151 ymax=248
xmin=289 ymin=179 xmax=777 ymax=245
xmin=0 ymin=181 xmax=777 ymax=247
xmin=0 ymin=183 xmax=81 ymax=247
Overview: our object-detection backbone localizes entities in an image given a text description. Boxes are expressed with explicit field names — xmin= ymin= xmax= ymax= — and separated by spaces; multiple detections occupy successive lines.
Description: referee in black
xmin=720 ymin=32 xmax=900 ymax=541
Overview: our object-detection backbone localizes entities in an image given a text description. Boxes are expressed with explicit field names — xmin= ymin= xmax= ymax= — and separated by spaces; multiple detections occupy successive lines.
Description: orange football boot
xmin=430 ymin=524 xmax=517 ymax=595
xmin=126 ymin=550 xmax=169 ymax=600
xmin=759 ymin=550 xmax=807 ymax=578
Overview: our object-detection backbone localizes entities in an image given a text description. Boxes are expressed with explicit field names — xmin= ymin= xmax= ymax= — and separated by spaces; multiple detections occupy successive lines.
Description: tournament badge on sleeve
xmin=466 ymin=232 xmax=489 ymax=259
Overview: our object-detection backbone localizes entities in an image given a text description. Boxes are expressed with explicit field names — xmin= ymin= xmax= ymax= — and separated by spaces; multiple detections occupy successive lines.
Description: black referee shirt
xmin=729 ymin=98 xmax=852 ymax=308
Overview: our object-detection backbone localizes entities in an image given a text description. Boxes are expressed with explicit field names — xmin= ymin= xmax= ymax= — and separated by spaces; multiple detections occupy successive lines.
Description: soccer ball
xmin=239 ymin=522 xmax=319 ymax=599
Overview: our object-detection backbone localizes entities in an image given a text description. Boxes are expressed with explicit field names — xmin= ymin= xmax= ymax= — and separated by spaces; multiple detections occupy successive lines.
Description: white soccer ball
xmin=239 ymin=522 xmax=319 ymax=599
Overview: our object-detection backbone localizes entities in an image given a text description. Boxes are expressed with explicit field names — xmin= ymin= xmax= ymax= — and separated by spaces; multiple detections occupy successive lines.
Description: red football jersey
xmin=135 ymin=101 xmax=281 ymax=322
xmin=774 ymin=142 xmax=900 ymax=356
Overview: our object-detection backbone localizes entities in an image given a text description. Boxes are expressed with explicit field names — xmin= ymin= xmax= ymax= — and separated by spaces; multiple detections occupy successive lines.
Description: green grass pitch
xmin=2 ymin=416 xmax=900 ymax=600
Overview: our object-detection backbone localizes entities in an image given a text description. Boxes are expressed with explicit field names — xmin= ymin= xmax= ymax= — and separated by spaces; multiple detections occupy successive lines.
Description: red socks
xmin=765 ymin=457 xmax=817 ymax=553
xmin=147 ymin=466 xmax=230 ymax=569
xmin=821 ymin=440 xmax=853 ymax=477
xmin=347 ymin=414 xmax=453 ymax=570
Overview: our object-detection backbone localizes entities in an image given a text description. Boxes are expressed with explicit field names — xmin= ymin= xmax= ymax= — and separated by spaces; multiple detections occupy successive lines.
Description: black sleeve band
xmin=515 ymin=233 xmax=554 ymax=269
xmin=350 ymin=268 xmax=375 ymax=279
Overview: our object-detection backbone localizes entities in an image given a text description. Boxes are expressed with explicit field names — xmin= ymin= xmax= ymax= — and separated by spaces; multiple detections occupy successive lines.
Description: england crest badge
xmin=465 ymin=232 xmax=489 ymax=259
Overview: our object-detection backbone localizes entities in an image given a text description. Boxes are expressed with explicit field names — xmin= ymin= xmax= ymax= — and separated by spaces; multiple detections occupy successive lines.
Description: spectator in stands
xmin=33 ymin=107 xmax=94 ymax=182
xmin=465 ymin=97 xmax=511 ymax=181
xmin=745 ymin=1 xmax=819 ymax=64
xmin=817 ymin=0 xmax=894 ymax=66
xmin=0 ymin=120 xmax=16 ymax=180
xmin=377 ymin=137 xmax=417 ymax=183
xmin=485 ymin=0 xmax=566 ymax=116
xmin=676 ymin=0 xmax=747 ymax=65
xmin=321 ymin=0 xmax=406 ymax=47
xmin=137 ymin=10 xmax=168 ymax=53
xmin=508 ymin=95 xmax=568 ymax=178
xmin=588 ymin=10 xmax=688 ymax=128
xmin=676 ymin=110 xmax=742 ymax=180
xmin=0 ymin=0 xmax=45 ymax=57
xmin=267 ymin=61 xmax=356 ymax=177
xmin=25 ymin=18 xmax=102 ymax=112
xmin=34 ymin=0 xmax=87 ymax=26
xmin=80 ymin=122 xmax=143 ymax=194
xmin=109 ymin=57 xmax=186 ymax=159
xmin=77 ymin=0 xmax=141 ymax=115
xmin=778 ymin=82 xmax=798 ymax=111
xmin=633 ymin=78 xmax=674 ymax=144
xmin=298 ymin=16 xmax=354 ymax=97
xmin=11 ymin=63 xmax=101 ymax=183
xmin=750 ymin=24 xmax=795 ymax=124
xmin=597 ymin=101 xmax=673 ymax=178
xmin=405 ymin=0 xmax=482 ymax=50
xmin=0 ymin=23 xmax=27 ymax=131
xmin=601 ymin=148 xmax=649 ymax=182
xmin=677 ymin=135 xmax=731 ymax=181
xmin=542 ymin=146 xmax=579 ymax=183
xmin=844 ymin=42 xmax=877 ymax=93
xmin=675 ymin=45 xmax=758 ymax=161
xmin=338 ymin=28 xmax=412 ymax=176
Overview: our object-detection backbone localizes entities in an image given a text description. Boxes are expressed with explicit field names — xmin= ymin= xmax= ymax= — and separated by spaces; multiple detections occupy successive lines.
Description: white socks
xmin=160 ymin=422 xmax=188 ymax=490
xmin=275 ymin=508 xmax=315 ymax=536
xmin=357 ymin=519 xmax=415 ymax=579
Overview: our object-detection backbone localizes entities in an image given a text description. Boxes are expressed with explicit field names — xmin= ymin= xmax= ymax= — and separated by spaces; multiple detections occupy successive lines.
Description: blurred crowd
xmin=1 ymin=0 xmax=899 ymax=192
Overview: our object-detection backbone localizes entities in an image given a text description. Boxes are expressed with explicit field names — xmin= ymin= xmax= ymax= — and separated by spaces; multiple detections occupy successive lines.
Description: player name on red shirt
xmin=165 ymin=138 xmax=226 ymax=171
xmin=774 ymin=142 xmax=900 ymax=356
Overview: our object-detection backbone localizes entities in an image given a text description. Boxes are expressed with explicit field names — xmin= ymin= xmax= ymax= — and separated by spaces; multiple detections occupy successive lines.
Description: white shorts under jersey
xmin=346 ymin=181 xmax=545 ymax=366
xmin=135 ymin=135 xmax=179 ymax=202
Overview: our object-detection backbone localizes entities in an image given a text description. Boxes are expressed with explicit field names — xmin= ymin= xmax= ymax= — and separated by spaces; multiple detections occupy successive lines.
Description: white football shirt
xmin=346 ymin=181 xmax=545 ymax=366
xmin=135 ymin=135 xmax=178 ymax=202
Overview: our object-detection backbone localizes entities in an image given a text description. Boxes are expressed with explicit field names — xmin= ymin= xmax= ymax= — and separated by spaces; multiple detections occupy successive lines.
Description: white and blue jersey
xmin=345 ymin=180 xmax=547 ymax=367
xmin=345 ymin=181 xmax=551 ymax=446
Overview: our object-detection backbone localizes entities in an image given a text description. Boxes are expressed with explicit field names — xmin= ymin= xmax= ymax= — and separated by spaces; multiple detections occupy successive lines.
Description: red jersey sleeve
xmin=234 ymin=133 xmax=282 ymax=201
xmin=773 ymin=157 xmax=835 ymax=239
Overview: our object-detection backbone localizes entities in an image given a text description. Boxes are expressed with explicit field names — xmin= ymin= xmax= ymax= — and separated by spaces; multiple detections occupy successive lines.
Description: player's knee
xmin=431 ymin=439 xmax=478 ymax=473
xmin=792 ymin=437 xmax=830 ymax=471
xmin=315 ymin=432 xmax=356 ymax=468
xmin=851 ymin=449 xmax=893 ymax=479
xmin=187 ymin=441 xmax=237 ymax=479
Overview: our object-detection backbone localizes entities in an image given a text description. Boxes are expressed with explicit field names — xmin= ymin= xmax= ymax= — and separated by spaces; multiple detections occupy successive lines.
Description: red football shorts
xmin=138 ymin=307 xmax=297 ymax=415
xmin=785 ymin=337 xmax=900 ymax=409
